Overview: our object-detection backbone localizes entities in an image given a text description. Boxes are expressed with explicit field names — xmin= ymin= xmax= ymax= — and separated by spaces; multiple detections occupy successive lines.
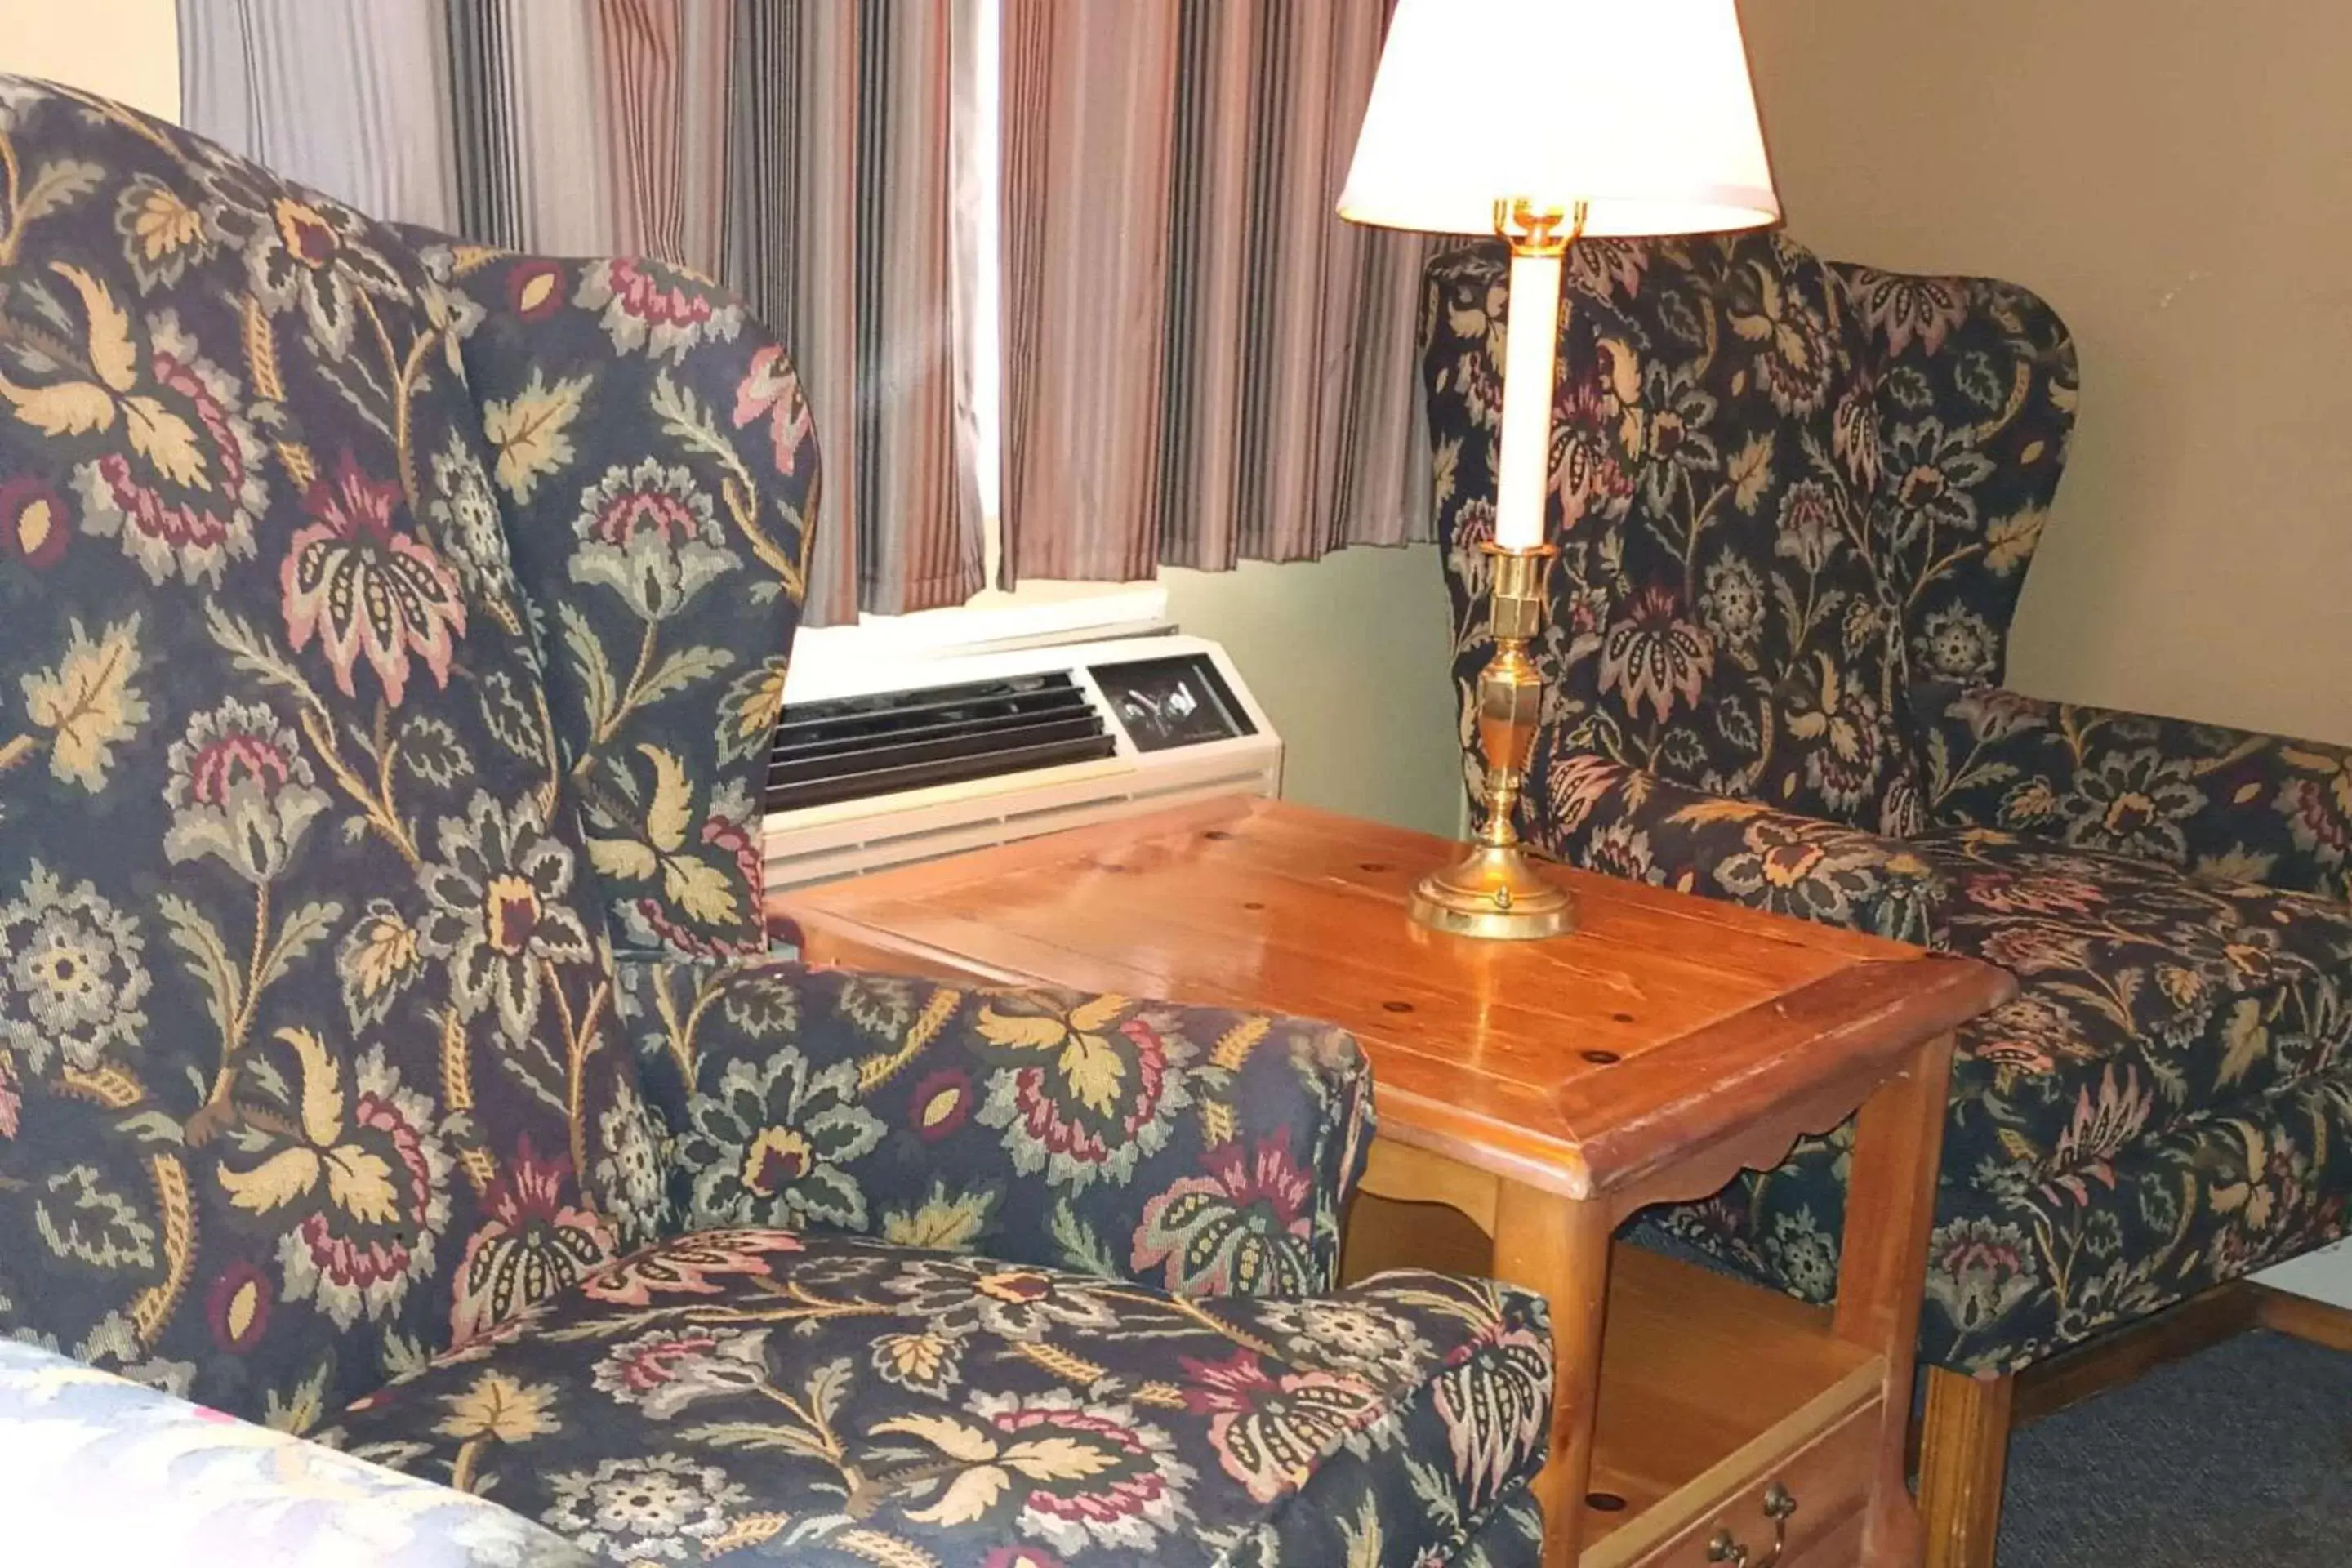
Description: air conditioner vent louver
xmin=765 ymin=672 xmax=1117 ymax=813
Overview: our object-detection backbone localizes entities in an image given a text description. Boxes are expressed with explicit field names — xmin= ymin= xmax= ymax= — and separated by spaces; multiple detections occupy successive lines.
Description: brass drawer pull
xmin=1706 ymin=1481 xmax=1797 ymax=1566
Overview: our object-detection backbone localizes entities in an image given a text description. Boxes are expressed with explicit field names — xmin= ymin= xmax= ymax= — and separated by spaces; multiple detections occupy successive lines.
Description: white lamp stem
xmin=1492 ymin=244 xmax=1563 ymax=551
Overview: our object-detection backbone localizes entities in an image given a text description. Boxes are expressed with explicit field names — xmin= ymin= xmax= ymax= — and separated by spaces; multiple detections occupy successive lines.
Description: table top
xmin=768 ymin=795 xmax=2012 ymax=1201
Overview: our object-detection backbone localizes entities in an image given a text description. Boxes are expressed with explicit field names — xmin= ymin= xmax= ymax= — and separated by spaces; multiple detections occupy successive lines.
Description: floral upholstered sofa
xmin=1423 ymin=233 xmax=2352 ymax=1546
xmin=0 ymin=78 xmax=1553 ymax=1566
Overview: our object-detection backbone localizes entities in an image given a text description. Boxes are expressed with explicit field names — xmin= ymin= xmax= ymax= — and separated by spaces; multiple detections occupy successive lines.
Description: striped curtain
xmin=177 ymin=0 xmax=982 ymax=624
xmin=1000 ymin=0 xmax=1436 ymax=582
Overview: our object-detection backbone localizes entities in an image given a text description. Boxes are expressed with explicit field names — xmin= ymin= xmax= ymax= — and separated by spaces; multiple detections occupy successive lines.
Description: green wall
xmin=1164 ymin=545 xmax=1464 ymax=839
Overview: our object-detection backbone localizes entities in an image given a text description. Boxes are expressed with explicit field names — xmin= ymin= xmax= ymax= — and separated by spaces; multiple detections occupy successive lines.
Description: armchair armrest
xmin=1913 ymin=679 xmax=2352 ymax=900
xmin=1533 ymin=756 xmax=1950 ymax=944
xmin=614 ymin=955 xmax=1376 ymax=1298
xmin=0 ymin=1340 xmax=589 ymax=1566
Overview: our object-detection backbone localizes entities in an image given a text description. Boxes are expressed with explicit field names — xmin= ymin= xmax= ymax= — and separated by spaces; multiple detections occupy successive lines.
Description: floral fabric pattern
xmin=404 ymin=232 xmax=817 ymax=961
xmin=1 ymin=79 xmax=1547 ymax=1568
xmin=616 ymin=956 xmax=1377 ymax=1298
xmin=327 ymin=1228 xmax=1551 ymax=1567
xmin=1916 ymin=679 xmax=2352 ymax=902
xmin=0 ymin=78 xmax=641 ymax=1427
xmin=1426 ymin=234 xmax=2352 ymax=1374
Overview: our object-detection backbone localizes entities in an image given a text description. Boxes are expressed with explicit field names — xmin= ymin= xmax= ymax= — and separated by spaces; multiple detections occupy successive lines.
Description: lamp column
xmin=1406 ymin=199 xmax=1584 ymax=941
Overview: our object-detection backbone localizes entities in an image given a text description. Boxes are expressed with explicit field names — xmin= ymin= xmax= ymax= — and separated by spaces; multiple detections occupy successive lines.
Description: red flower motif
xmin=1598 ymin=587 xmax=1714 ymax=724
xmin=731 ymin=342 xmax=814 ymax=477
xmin=630 ymin=814 xmax=767 ymax=956
xmin=0 ymin=475 xmax=69 ymax=570
xmin=608 ymin=257 xmax=714 ymax=332
xmin=1133 ymin=1138 xmax=1316 ymax=1295
xmin=1963 ymin=870 xmax=2106 ymax=918
xmin=450 ymin=1137 xmax=617 ymax=1343
xmin=282 ymin=452 xmax=466 ymax=706
xmin=578 ymin=1230 xmax=804 ymax=1307
xmin=1007 ymin=1015 xmax=1169 ymax=1170
xmin=1179 ymin=1348 xmax=1386 ymax=1503
xmin=84 ymin=330 xmax=262 ymax=585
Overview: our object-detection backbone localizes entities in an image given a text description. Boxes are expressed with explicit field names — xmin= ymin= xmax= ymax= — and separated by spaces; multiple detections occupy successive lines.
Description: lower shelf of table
xmin=1344 ymin=1194 xmax=1888 ymax=1566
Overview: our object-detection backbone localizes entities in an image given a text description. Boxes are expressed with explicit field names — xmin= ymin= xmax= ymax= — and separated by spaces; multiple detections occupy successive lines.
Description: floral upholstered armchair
xmin=0 ymin=78 xmax=1553 ymax=1566
xmin=1424 ymin=233 xmax=2352 ymax=1551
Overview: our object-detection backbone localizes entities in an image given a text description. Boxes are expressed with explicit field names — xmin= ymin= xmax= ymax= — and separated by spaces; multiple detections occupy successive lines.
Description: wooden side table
xmin=768 ymin=797 xmax=2012 ymax=1567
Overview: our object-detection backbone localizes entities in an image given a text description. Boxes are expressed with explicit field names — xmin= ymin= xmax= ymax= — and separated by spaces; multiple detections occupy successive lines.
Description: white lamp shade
xmin=1339 ymin=0 xmax=1780 ymax=238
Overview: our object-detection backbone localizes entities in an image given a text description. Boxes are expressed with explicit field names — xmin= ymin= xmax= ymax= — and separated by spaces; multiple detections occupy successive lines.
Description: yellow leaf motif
xmin=20 ymin=613 xmax=148 ymax=792
xmin=1060 ymin=1031 xmax=1127 ymax=1116
xmin=662 ymin=854 xmax=741 ymax=927
xmin=1002 ymin=1436 xmax=1120 ymax=1483
xmin=973 ymin=1007 xmax=1073 ymax=1054
xmin=1067 ymin=994 xmax=1128 ymax=1035
xmin=1984 ymin=507 xmax=2045 ymax=576
xmin=280 ymin=1027 xmax=347 ymax=1149
xmin=2218 ymin=997 xmax=2269 ymax=1088
xmin=122 ymin=394 xmax=207 ymax=489
xmin=906 ymin=1465 xmax=1009 ymax=1529
xmin=52 ymin=262 xmax=139 ymax=391
xmin=482 ymin=370 xmax=589 ymax=503
xmin=435 ymin=1370 xmax=560 ymax=1443
xmin=882 ymin=1187 xmax=993 ymax=1251
xmin=872 ymin=1414 xmax=1001 ymax=1465
xmin=0 ymin=375 xmax=114 ymax=437
xmin=323 ymin=1144 xmax=399 ymax=1226
xmin=217 ymin=1145 xmax=324 ymax=1214
xmin=587 ymin=836 xmax=658 ymax=884
xmin=640 ymin=743 xmax=694 ymax=853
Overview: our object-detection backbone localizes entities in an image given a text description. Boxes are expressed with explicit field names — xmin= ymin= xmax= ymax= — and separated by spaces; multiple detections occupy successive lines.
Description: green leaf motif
xmin=18 ymin=158 xmax=105 ymax=223
xmin=557 ymin=602 xmax=617 ymax=738
xmin=1049 ymin=1196 xmax=1118 ymax=1279
xmin=477 ymin=669 xmax=547 ymax=764
xmin=635 ymin=644 xmax=735 ymax=711
xmin=157 ymin=892 xmax=240 ymax=1040
xmin=259 ymin=898 xmax=344 ymax=995
xmin=36 ymin=1165 xmax=157 ymax=1271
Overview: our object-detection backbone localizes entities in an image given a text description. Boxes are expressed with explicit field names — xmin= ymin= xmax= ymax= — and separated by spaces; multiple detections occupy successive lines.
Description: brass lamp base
xmin=1407 ymin=200 xmax=1588 ymax=944
xmin=1407 ymin=841 xmax=1577 ymax=941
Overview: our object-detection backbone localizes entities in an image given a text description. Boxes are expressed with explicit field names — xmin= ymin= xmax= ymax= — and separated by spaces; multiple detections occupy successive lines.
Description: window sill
xmin=785 ymin=579 xmax=1171 ymax=699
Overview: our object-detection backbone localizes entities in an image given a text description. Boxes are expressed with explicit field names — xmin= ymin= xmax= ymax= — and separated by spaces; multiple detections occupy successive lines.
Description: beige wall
xmin=1742 ymin=2 xmax=2352 ymax=744
xmin=0 ymin=0 xmax=178 ymax=119
xmin=1166 ymin=548 xmax=1464 ymax=837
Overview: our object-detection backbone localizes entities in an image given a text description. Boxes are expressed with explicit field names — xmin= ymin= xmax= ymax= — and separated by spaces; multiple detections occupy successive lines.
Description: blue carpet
xmin=1998 ymin=1330 xmax=2352 ymax=1566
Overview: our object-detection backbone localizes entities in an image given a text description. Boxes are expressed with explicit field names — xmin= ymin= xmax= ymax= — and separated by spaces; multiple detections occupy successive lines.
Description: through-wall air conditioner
xmin=761 ymin=632 xmax=1281 ymax=892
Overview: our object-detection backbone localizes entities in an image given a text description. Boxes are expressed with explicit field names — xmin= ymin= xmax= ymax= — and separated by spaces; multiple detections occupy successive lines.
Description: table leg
xmin=1831 ymin=1031 xmax=1957 ymax=1568
xmin=1492 ymin=1180 xmax=1613 ymax=1568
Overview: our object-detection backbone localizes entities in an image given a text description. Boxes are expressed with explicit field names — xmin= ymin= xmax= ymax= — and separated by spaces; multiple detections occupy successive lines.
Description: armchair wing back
xmin=405 ymin=235 xmax=817 ymax=960
xmin=1836 ymin=262 xmax=2076 ymax=693
xmin=0 ymin=79 xmax=650 ymax=1424
xmin=1423 ymin=236 xmax=2078 ymax=844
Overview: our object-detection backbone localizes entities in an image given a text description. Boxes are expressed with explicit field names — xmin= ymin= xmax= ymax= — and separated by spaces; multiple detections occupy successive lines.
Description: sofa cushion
xmin=1641 ymin=823 xmax=2352 ymax=1371
xmin=0 ymin=78 xmax=640 ymax=1423
xmin=1424 ymin=235 xmax=1924 ymax=836
xmin=329 ymin=1228 xmax=1552 ymax=1567
xmin=1917 ymin=826 xmax=2352 ymax=1187
xmin=404 ymin=238 xmax=818 ymax=959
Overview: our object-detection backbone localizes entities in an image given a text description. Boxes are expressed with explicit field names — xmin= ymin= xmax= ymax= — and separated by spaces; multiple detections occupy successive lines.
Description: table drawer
xmin=1617 ymin=1398 xmax=1878 ymax=1568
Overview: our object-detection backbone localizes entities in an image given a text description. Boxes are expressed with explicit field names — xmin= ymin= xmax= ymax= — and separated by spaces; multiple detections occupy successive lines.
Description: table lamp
xmin=1341 ymin=0 xmax=1781 ymax=940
